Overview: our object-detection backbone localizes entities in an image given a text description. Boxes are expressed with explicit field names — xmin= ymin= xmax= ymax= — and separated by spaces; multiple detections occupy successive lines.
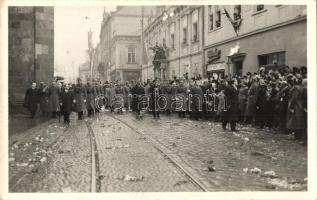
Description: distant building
xmin=95 ymin=6 xmax=154 ymax=83
xmin=203 ymin=5 xmax=307 ymax=77
xmin=9 ymin=6 xmax=54 ymax=104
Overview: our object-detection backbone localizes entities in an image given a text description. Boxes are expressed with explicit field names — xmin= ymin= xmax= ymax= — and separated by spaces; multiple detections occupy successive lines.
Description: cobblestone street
xmin=9 ymin=111 xmax=307 ymax=192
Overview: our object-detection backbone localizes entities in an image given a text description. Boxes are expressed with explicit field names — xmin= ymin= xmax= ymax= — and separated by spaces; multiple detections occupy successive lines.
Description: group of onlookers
xmin=23 ymin=65 xmax=307 ymax=144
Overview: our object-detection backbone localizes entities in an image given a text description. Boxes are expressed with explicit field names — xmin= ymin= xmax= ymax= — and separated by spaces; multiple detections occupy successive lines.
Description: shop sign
xmin=207 ymin=48 xmax=221 ymax=63
xmin=207 ymin=62 xmax=226 ymax=72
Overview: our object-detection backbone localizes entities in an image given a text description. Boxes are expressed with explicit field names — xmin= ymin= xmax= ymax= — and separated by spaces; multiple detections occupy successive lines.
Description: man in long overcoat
xmin=48 ymin=81 xmax=61 ymax=118
xmin=131 ymin=81 xmax=145 ymax=118
xmin=221 ymin=79 xmax=239 ymax=131
xmin=189 ymin=82 xmax=203 ymax=120
xmin=286 ymin=77 xmax=305 ymax=139
xmin=24 ymin=82 xmax=39 ymax=118
xmin=38 ymin=82 xmax=50 ymax=117
xmin=73 ymin=78 xmax=87 ymax=120
xmin=85 ymin=82 xmax=96 ymax=117
xmin=59 ymin=85 xmax=74 ymax=127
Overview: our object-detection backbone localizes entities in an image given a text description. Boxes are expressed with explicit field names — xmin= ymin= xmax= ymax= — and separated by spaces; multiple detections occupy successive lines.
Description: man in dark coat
xmin=73 ymin=78 xmax=87 ymax=120
xmin=255 ymin=79 xmax=268 ymax=129
xmin=149 ymin=80 xmax=162 ymax=119
xmin=131 ymin=81 xmax=145 ymax=119
xmin=85 ymin=82 xmax=96 ymax=117
xmin=189 ymin=82 xmax=203 ymax=120
xmin=222 ymin=79 xmax=239 ymax=131
xmin=60 ymin=85 xmax=74 ymax=127
xmin=24 ymin=82 xmax=39 ymax=118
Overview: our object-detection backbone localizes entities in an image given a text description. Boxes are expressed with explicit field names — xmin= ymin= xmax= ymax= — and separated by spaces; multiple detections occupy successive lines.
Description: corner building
xmin=203 ymin=5 xmax=307 ymax=77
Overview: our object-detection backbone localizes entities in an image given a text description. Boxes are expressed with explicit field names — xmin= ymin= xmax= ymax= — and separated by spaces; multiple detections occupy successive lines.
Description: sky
xmin=54 ymin=6 xmax=116 ymax=78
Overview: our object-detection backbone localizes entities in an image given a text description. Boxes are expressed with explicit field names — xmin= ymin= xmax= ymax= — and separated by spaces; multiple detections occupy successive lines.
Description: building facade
xmin=94 ymin=6 xmax=153 ymax=83
xmin=142 ymin=6 xmax=205 ymax=82
xmin=9 ymin=6 xmax=54 ymax=103
xmin=204 ymin=5 xmax=307 ymax=77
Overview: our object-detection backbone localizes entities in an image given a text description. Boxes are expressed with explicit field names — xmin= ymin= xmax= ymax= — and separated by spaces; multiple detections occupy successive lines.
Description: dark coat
xmin=86 ymin=85 xmax=96 ymax=110
xmin=114 ymin=86 xmax=124 ymax=109
xmin=246 ymin=82 xmax=258 ymax=117
xmin=60 ymin=91 xmax=74 ymax=114
xmin=286 ymin=85 xmax=304 ymax=130
xmin=190 ymin=86 xmax=203 ymax=113
xmin=149 ymin=85 xmax=163 ymax=111
xmin=255 ymin=85 xmax=267 ymax=117
xmin=74 ymin=84 xmax=86 ymax=112
xmin=48 ymin=83 xmax=61 ymax=112
xmin=222 ymin=85 xmax=239 ymax=122
xmin=39 ymin=86 xmax=50 ymax=113
xmin=176 ymin=86 xmax=188 ymax=111
xmin=238 ymin=85 xmax=248 ymax=116
xmin=131 ymin=85 xmax=145 ymax=111
xmin=24 ymin=88 xmax=39 ymax=113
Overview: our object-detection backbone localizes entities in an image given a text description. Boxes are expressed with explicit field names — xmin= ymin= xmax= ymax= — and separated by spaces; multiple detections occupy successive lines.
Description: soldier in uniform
xmin=85 ymin=82 xmax=96 ymax=117
xmin=114 ymin=83 xmax=124 ymax=114
xmin=149 ymin=80 xmax=161 ymax=119
xmin=123 ymin=81 xmax=131 ymax=111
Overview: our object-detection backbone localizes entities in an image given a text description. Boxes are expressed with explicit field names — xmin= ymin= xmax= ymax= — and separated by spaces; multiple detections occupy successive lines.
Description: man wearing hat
xmin=73 ymin=78 xmax=87 ymax=120
xmin=60 ymin=85 xmax=73 ymax=127
xmin=221 ymin=78 xmax=239 ymax=131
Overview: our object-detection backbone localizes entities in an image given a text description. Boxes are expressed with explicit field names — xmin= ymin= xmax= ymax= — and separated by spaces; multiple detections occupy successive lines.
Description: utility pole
xmin=33 ymin=7 xmax=36 ymax=82
xmin=88 ymin=29 xmax=94 ymax=84
xmin=140 ymin=6 xmax=144 ymax=82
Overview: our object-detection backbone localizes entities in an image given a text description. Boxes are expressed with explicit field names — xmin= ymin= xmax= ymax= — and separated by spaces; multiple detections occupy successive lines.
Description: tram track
xmin=85 ymin=120 xmax=101 ymax=192
xmin=104 ymin=113 xmax=209 ymax=192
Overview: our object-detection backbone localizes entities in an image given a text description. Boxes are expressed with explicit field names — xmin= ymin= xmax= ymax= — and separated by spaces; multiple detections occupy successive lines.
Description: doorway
xmin=233 ymin=60 xmax=243 ymax=76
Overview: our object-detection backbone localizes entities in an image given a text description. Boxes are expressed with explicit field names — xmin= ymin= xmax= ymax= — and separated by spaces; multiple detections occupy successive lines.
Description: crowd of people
xmin=23 ymin=65 xmax=307 ymax=144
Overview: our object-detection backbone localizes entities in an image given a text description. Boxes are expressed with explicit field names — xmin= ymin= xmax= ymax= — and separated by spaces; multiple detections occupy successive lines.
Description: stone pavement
xmin=91 ymin=114 xmax=201 ymax=192
xmin=8 ymin=111 xmax=307 ymax=192
xmin=9 ymin=114 xmax=92 ymax=192
xmin=111 ymin=112 xmax=307 ymax=191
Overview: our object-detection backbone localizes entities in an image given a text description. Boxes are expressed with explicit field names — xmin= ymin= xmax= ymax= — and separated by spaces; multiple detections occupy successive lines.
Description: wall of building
xmin=205 ymin=18 xmax=307 ymax=74
xmin=204 ymin=5 xmax=307 ymax=47
xmin=9 ymin=6 xmax=54 ymax=102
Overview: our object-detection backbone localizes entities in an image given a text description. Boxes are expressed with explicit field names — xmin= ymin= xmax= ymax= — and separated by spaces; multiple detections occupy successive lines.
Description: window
xmin=208 ymin=6 xmax=213 ymax=31
xmin=171 ymin=34 xmax=175 ymax=49
xmin=256 ymin=5 xmax=264 ymax=12
xmin=209 ymin=14 xmax=213 ymax=30
xmin=128 ymin=46 xmax=136 ymax=63
xmin=234 ymin=5 xmax=241 ymax=20
xmin=182 ymin=28 xmax=187 ymax=44
xmin=258 ymin=52 xmax=285 ymax=67
xmin=192 ymin=22 xmax=198 ymax=42
xmin=215 ymin=7 xmax=221 ymax=28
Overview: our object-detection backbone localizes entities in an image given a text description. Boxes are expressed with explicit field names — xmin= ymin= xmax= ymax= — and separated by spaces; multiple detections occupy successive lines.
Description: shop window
xmin=234 ymin=5 xmax=241 ymax=20
xmin=256 ymin=5 xmax=265 ymax=12
xmin=215 ymin=9 xmax=221 ymax=28
xmin=128 ymin=46 xmax=136 ymax=63
xmin=258 ymin=52 xmax=285 ymax=67
xmin=182 ymin=28 xmax=187 ymax=44
xmin=192 ymin=22 xmax=198 ymax=42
